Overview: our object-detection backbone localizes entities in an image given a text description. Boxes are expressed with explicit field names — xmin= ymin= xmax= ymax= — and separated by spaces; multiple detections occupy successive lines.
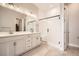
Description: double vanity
xmin=0 ymin=4 xmax=41 ymax=56
xmin=0 ymin=32 xmax=41 ymax=56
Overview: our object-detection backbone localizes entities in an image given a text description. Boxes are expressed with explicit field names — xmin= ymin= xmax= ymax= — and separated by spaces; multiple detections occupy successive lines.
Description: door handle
xmin=47 ymin=28 xmax=49 ymax=32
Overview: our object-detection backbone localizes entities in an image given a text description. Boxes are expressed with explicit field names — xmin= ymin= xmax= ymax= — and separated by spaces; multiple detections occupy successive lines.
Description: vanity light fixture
xmin=0 ymin=3 xmax=37 ymax=19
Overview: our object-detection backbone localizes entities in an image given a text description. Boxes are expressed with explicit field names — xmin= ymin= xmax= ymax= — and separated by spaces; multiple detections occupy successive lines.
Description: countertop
xmin=0 ymin=32 xmax=40 ymax=38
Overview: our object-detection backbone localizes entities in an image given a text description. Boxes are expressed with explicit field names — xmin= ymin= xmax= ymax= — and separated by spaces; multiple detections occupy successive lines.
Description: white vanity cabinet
xmin=25 ymin=33 xmax=41 ymax=51
xmin=25 ymin=34 xmax=32 ymax=51
xmin=31 ymin=33 xmax=41 ymax=48
xmin=15 ymin=37 xmax=26 ymax=56
xmin=0 ymin=41 xmax=15 ymax=56
xmin=0 ymin=36 xmax=26 ymax=56
xmin=8 ymin=41 xmax=15 ymax=56
xmin=0 ymin=33 xmax=41 ymax=56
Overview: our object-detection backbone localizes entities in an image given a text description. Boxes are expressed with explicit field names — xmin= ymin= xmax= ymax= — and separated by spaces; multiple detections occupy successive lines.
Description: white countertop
xmin=0 ymin=32 xmax=39 ymax=38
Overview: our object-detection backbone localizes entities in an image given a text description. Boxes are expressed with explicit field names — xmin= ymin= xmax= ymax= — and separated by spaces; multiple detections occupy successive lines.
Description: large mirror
xmin=0 ymin=6 xmax=26 ymax=32
xmin=0 ymin=5 xmax=38 ymax=33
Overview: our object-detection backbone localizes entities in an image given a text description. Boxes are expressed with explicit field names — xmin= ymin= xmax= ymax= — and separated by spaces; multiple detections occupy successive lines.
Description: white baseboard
xmin=69 ymin=44 xmax=79 ymax=48
xmin=47 ymin=42 xmax=64 ymax=51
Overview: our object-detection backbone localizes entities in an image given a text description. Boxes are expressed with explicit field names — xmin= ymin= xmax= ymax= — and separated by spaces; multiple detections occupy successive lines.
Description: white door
xmin=0 ymin=41 xmax=14 ymax=56
xmin=47 ymin=17 xmax=61 ymax=48
xmin=15 ymin=39 xmax=26 ymax=55
xmin=39 ymin=17 xmax=61 ymax=48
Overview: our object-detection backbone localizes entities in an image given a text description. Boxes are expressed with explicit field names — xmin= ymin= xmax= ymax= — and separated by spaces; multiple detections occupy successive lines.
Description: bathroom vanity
xmin=0 ymin=32 xmax=41 ymax=56
xmin=0 ymin=4 xmax=41 ymax=56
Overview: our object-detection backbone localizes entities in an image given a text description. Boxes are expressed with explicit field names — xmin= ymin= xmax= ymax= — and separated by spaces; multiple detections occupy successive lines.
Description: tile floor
xmin=23 ymin=43 xmax=79 ymax=56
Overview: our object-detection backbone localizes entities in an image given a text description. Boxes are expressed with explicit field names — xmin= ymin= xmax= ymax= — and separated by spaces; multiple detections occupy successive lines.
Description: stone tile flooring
xmin=23 ymin=44 xmax=79 ymax=56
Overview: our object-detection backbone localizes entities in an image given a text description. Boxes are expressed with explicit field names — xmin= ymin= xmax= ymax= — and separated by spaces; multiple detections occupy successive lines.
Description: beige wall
xmin=68 ymin=4 xmax=79 ymax=47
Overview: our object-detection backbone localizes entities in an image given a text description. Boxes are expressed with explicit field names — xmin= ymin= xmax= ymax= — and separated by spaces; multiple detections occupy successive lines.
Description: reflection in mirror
xmin=27 ymin=21 xmax=37 ymax=32
xmin=16 ymin=18 xmax=22 ymax=31
xmin=0 ymin=6 xmax=26 ymax=32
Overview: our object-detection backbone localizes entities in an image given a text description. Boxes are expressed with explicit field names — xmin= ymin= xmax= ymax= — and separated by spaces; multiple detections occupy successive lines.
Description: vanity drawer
xmin=0 ymin=35 xmax=25 ymax=43
xmin=26 ymin=43 xmax=31 ymax=46
xmin=12 ymin=35 xmax=25 ymax=40
xmin=26 ymin=39 xmax=31 ymax=42
xmin=26 ymin=40 xmax=31 ymax=45
xmin=26 ymin=43 xmax=31 ymax=49
xmin=0 ymin=37 xmax=11 ymax=43
xmin=26 ymin=44 xmax=31 ymax=49
xmin=26 ymin=42 xmax=31 ymax=45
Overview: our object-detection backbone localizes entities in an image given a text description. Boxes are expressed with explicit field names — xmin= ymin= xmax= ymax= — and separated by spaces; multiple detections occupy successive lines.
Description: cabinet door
xmin=36 ymin=34 xmax=41 ymax=45
xmin=9 ymin=41 xmax=15 ymax=56
xmin=32 ymin=34 xmax=41 ymax=48
xmin=0 ymin=41 xmax=14 ymax=56
xmin=31 ymin=34 xmax=37 ymax=48
xmin=0 ymin=42 xmax=9 ymax=56
xmin=15 ymin=39 xmax=26 ymax=55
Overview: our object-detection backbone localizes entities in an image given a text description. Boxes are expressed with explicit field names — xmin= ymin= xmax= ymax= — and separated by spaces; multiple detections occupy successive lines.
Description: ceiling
xmin=13 ymin=3 xmax=60 ymax=16
xmin=33 ymin=3 xmax=60 ymax=11
xmin=14 ymin=3 xmax=60 ymax=11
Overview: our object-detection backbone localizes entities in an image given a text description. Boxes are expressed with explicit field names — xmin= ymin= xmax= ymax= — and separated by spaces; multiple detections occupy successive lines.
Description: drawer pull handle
xmin=14 ymin=42 xmax=16 ymax=46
